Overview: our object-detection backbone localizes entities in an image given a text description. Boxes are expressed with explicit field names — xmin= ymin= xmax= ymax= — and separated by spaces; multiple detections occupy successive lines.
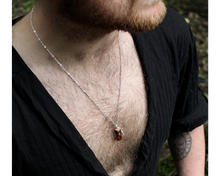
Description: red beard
xmin=56 ymin=0 xmax=167 ymax=33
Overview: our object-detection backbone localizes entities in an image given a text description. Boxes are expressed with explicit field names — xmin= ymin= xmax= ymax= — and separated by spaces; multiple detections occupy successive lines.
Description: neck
xmin=21 ymin=2 xmax=119 ymax=64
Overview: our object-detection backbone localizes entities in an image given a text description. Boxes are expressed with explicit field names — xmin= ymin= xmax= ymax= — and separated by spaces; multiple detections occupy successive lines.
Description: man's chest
xmin=39 ymin=58 xmax=147 ymax=175
xmin=26 ymin=34 xmax=148 ymax=175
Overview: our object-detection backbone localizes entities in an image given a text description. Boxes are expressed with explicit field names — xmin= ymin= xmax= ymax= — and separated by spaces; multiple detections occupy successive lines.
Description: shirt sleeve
xmin=170 ymin=25 xmax=208 ymax=134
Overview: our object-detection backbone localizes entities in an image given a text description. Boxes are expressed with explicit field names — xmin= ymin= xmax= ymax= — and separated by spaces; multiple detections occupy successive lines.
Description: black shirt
xmin=12 ymin=7 xmax=208 ymax=176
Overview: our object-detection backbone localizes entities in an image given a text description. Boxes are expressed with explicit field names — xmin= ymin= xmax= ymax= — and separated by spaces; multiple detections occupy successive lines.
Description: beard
xmin=56 ymin=0 xmax=167 ymax=33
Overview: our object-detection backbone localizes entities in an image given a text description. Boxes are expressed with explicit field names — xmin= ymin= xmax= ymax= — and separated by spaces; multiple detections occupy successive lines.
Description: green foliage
xmin=12 ymin=0 xmax=35 ymax=19
xmin=22 ymin=0 xmax=35 ymax=12
xmin=156 ymin=154 xmax=177 ymax=176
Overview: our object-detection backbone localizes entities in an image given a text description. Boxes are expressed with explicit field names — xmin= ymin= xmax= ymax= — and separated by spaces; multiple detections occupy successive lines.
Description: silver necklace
xmin=30 ymin=5 xmax=124 ymax=141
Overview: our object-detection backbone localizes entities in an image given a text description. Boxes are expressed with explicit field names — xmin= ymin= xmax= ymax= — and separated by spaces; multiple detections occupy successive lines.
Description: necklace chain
xmin=30 ymin=5 xmax=123 ymax=130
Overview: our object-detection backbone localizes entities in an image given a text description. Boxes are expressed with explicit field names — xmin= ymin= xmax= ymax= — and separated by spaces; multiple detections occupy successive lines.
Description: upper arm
xmin=168 ymin=125 xmax=205 ymax=175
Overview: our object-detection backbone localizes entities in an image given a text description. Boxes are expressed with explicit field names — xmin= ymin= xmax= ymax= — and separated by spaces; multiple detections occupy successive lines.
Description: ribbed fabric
xmin=12 ymin=7 xmax=208 ymax=176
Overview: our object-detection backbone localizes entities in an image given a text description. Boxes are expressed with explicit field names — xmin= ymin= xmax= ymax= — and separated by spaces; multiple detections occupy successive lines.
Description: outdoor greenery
xmin=12 ymin=0 xmax=208 ymax=175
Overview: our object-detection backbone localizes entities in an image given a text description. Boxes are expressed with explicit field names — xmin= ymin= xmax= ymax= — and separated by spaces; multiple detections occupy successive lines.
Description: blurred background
xmin=12 ymin=0 xmax=208 ymax=175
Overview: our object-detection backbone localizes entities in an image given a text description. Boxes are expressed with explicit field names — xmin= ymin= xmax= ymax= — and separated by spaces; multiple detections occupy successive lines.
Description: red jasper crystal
xmin=115 ymin=128 xmax=123 ymax=141
xmin=116 ymin=131 xmax=122 ymax=141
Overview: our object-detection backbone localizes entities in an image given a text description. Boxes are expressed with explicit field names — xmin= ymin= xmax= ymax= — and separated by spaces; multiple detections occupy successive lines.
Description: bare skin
xmin=13 ymin=0 xmax=207 ymax=175
xmin=13 ymin=24 xmax=148 ymax=175
xmin=13 ymin=0 xmax=206 ymax=175
xmin=169 ymin=125 xmax=205 ymax=176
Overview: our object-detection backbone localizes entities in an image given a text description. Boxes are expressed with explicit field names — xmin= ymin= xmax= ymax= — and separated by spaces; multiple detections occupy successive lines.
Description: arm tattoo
xmin=169 ymin=132 xmax=192 ymax=161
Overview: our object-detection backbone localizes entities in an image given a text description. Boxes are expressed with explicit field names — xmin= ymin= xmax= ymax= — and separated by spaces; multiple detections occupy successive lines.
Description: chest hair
xmin=24 ymin=33 xmax=148 ymax=176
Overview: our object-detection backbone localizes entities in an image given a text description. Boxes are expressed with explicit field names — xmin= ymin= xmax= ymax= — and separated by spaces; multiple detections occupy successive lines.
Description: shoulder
xmin=133 ymin=7 xmax=193 ymax=44
xmin=158 ymin=6 xmax=193 ymax=42
xmin=9 ymin=16 xmax=24 ymax=45
xmin=151 ymin=6 xmax=193 ymax=43
xmin=161 ymin=6 xmax=189 ymax=31
xmin=132 ymin=7 xmax=195 ymax=67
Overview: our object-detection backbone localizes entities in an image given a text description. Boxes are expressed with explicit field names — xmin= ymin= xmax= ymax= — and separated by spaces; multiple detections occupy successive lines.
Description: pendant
xmin=115 ymin=127 xmax=124 ymax=141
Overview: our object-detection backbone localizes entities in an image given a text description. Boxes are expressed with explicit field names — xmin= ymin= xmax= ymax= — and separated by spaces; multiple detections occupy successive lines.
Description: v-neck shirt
xmin=12 ymin=7 xmax=208 ymax=176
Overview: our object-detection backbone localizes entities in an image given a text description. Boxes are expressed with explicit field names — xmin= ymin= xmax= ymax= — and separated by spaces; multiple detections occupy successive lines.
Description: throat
xmin=29 ymin=3 xmax=119 ymax=63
